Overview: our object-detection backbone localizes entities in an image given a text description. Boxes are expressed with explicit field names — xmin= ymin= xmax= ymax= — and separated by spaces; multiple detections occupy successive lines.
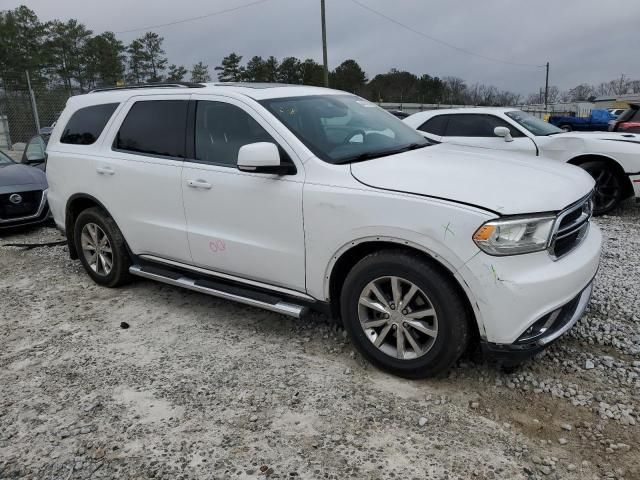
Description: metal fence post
xmin=0 ymin=114 xmax=12 ymax=150
xmin=26 ymin=70 xmax=41 ymax=134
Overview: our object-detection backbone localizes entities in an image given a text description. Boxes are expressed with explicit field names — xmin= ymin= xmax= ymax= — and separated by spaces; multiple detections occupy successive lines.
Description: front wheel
xmin=340 ymin=250 xmax=471 ymax=379
xmin=579 ymin=160 xmax=624 ymax=215
xmin=560 ymin=124 xmax=572 ymax=132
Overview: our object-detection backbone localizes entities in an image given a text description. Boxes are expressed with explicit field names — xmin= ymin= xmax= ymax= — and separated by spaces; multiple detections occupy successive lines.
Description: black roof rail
xmin=89 ymin=82 xmax=205 ymax=93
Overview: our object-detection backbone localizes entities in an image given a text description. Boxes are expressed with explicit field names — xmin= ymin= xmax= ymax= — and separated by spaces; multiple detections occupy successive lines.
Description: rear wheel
xmin=340 ymin=250 xmax=471 ymax=378
xmin=74 ymin=207 xmax=132 ymax=287
xmin=579 ymin=160 xmax=624 ymax=215
xmin=560 ymin=124 xmax=572 ymax=132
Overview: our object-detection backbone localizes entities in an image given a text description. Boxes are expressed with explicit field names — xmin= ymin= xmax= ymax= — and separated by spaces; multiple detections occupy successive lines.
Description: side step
xmin=129 ymin=265 xmax=307 ymax=318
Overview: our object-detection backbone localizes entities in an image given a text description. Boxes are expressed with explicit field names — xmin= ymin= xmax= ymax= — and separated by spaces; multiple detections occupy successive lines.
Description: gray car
xmin=0 ymin=150 xmax=50 ymax=230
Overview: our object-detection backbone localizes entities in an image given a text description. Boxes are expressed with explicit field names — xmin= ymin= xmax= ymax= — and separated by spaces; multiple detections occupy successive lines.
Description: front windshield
xmin=505 ymin=110 xmax=563 ymax=136
xmin=0 ymin=150 xmax=14 ymax=165
xmin=260 ymin=94 xmax=429 ymax=164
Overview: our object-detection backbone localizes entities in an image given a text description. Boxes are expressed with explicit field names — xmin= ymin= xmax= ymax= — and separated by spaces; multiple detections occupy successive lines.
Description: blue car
xmin=0 ymin=149 xmax=50 ymax=230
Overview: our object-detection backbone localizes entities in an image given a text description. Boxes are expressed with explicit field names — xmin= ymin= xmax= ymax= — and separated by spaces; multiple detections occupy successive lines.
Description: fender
xmin=322 ymin=235 xmax=486 ymax=337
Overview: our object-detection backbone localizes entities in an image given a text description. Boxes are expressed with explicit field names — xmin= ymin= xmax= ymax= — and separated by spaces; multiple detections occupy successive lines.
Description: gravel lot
xmin=1 ymin=200 xmax=638 ymax=480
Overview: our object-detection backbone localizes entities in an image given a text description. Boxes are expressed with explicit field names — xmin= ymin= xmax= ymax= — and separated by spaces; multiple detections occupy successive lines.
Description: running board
xmin=129 ymin=265 xmax=307 ymax=318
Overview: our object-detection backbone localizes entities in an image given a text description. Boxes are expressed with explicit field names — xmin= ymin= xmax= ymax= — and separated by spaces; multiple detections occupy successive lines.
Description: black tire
xmin=74 ymin=207 xmax=132 ymax=287
xmin=560 ymin=124 xmax=572 ymax=132
xmin=579 ymin=160 xmax=624 ymax=215
xmin=340 ymin=250 xmax=471 ymax=379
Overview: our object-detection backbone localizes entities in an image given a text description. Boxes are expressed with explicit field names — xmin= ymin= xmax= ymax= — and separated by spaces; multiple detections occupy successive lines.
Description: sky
xmin=5 ymin=0 xmax=640 ymax=95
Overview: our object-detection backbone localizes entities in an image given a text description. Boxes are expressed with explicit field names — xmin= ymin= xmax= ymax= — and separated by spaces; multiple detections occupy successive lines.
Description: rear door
xmin=439 ymin=113 xmax=537 ymax=153
xmin=181 ymin=95 xmax=306 ymax=290
xmin=98 ymin=95 xmax=191 ymax=262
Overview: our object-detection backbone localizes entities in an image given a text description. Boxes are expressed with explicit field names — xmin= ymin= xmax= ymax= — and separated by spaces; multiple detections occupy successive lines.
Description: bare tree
xmin=568 ymin=84 xmax=595 ymax=102
xmin=442 ymin=76 xmax=467 ymax=104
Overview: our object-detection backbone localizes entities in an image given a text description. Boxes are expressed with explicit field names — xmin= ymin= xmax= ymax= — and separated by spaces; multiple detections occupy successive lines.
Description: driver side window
xmin=444 ymin=114 xmax=524 ymax=138
xmin=195 ymin=101 xmax=281 ymax=167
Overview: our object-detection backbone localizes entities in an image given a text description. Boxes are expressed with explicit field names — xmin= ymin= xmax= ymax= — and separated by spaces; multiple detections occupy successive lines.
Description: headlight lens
xmin=473 ymin=215 xmax=556 ymax=256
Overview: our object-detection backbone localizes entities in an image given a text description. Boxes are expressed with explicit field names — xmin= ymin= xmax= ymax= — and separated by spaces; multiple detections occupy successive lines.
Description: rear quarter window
xmin=60 ymin=103 xmax=119 ymax=145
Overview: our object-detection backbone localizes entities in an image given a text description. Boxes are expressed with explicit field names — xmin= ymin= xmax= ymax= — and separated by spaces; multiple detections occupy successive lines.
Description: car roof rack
xmin=89 ymin=82 xmax=205 ymax=93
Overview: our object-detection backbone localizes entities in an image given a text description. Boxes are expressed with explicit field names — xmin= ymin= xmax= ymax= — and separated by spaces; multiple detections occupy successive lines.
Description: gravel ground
xmin=0 ymin=199 xmax=638 ymax=480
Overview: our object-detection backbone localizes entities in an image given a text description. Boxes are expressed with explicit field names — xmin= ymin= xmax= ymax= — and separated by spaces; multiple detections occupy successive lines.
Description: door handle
xmin=96 ymin=166 xmax=115 ymax=176
xmin=186 ymin=179 xmax=212 ymax=189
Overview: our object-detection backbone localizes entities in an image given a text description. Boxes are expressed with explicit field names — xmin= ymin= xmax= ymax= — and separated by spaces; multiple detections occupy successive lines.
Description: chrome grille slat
xmin=549 ymin=193 xmax=593 ymax=260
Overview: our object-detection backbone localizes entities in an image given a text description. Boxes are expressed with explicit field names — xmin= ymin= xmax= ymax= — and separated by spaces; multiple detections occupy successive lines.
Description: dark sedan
xmin=0 ymin=149 xmax=50 ymax=230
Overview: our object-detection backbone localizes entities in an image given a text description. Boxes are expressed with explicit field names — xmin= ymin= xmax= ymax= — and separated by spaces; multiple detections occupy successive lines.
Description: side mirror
xmin=494 ymin=126 xmax=513 ymax=142
xmin=25 ymin=155 xmax=46 ymax=165
xmin=237 ymin=142 xmax=295 ymax=175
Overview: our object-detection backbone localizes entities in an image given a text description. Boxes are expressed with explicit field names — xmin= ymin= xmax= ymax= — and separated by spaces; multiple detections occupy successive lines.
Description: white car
xmin=403 ymin=108 xmax=640 ymax=214
xmin=46 ymin=83 xmax=600 ymax=378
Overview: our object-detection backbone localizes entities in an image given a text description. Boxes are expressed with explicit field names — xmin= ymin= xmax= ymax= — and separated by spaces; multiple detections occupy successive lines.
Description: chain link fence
xmin=0 ymin=72 xmax=74 ymax=154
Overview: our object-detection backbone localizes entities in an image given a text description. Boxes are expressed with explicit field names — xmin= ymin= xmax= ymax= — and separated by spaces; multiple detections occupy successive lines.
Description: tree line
xmin=1 ymin=5 xmax=639 ymax=106
xmin=525 ymin=76 xmax=640 ymax=105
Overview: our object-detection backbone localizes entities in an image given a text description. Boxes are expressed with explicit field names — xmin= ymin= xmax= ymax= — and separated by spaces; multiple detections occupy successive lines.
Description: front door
xmin=181 ymin=96 xmax=306 ymax=291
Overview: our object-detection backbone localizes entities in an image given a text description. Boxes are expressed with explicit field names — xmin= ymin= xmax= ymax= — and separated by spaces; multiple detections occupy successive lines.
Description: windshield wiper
xmin=335 ymin=142 xmax=429 ymax=164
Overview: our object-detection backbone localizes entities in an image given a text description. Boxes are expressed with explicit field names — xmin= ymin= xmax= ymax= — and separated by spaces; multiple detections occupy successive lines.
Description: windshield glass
xmin=0 ymin=150 xmax=14 ymax=165
xmin=505 ymin=110 xmax=563 ymax=136
xmin=260 ymin=95 xmax=429 ymax=164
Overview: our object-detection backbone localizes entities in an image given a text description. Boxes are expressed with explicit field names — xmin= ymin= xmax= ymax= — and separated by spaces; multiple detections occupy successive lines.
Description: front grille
xmin=0 ymin=190 xmax=43 ymax=219
xmin=549 ymin=194 xmax=593 ymax=259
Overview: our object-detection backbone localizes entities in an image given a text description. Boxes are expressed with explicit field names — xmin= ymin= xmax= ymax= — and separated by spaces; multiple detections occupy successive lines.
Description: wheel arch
xmin=325 ymin=237 xmax=481 ymax=340
xmin=64 ymin=193 xmax=124 ymax=259
xmin=568 ymin=154 xmax=634 ymax=199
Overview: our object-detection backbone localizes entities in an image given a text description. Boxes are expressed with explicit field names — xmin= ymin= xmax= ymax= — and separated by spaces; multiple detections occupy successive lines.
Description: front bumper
xmin=457 ymin=221 xmax=601 ymax=346
xmin=480 ymin=281 xmax=593 ymax=366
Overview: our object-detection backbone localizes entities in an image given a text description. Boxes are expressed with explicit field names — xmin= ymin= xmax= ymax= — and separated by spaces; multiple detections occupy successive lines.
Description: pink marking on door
xmin=209 ymin=240 xmax=226 ymax=253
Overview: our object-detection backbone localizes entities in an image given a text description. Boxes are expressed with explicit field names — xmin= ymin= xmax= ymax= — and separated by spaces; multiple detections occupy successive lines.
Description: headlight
xmin=473 ymin=215 xmax=556 ymax=256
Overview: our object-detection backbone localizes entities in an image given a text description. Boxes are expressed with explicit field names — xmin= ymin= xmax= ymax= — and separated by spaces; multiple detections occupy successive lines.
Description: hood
xmin=350 ymin=143 xmax=594 ymax=215
xmin=0 ymin=162 xmax=48 ymax=192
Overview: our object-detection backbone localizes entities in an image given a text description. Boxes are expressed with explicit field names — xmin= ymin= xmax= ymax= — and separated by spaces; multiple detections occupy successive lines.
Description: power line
xmin=115 ymin=0 xmax=273 ymax=34
xmin=349 ymin=0 xmax=544 ymax=68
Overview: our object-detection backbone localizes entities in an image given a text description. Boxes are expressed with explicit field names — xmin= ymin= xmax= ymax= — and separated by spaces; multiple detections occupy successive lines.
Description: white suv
xmin=46 ymin=83 xmax=601 ymax=378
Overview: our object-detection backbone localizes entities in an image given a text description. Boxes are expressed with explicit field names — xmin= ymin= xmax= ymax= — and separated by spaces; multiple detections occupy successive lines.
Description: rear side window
xmin=418 ymin=115 xmax=448 ymax=136
xmin=60 ymin=103 xmax=119 ymax=145
xmin=115 ymin=100 xmax=188 ymax=158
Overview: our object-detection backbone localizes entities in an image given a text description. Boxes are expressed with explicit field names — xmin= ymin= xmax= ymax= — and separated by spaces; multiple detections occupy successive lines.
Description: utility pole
xmin=321 ymin=0 xmax=329 ymax=87
xmin=544 ymin=61 xmax=549 ymax=109
xmin=619 ymin=74 xmax=625 ymax=94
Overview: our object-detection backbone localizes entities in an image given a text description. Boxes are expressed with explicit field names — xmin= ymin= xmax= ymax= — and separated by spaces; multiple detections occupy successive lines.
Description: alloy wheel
xmin=357 ymin=276 xmax=438 ymax=360
xmin=80 ymin=222 xmax=113 ymax=276
xmin=586 ymin=167 xmax=620 ymax=212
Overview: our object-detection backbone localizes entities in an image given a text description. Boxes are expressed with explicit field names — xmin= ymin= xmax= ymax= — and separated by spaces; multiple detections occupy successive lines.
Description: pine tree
xmin=140 ymin=32 xmax=167 ymax=82
xmin=167 ymin=64 xmax=188 ymax=82
xmin=190 ymin=62 xmax=211 ymax=82
xmin=215 ymin=52 xmax=244 ymax=82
